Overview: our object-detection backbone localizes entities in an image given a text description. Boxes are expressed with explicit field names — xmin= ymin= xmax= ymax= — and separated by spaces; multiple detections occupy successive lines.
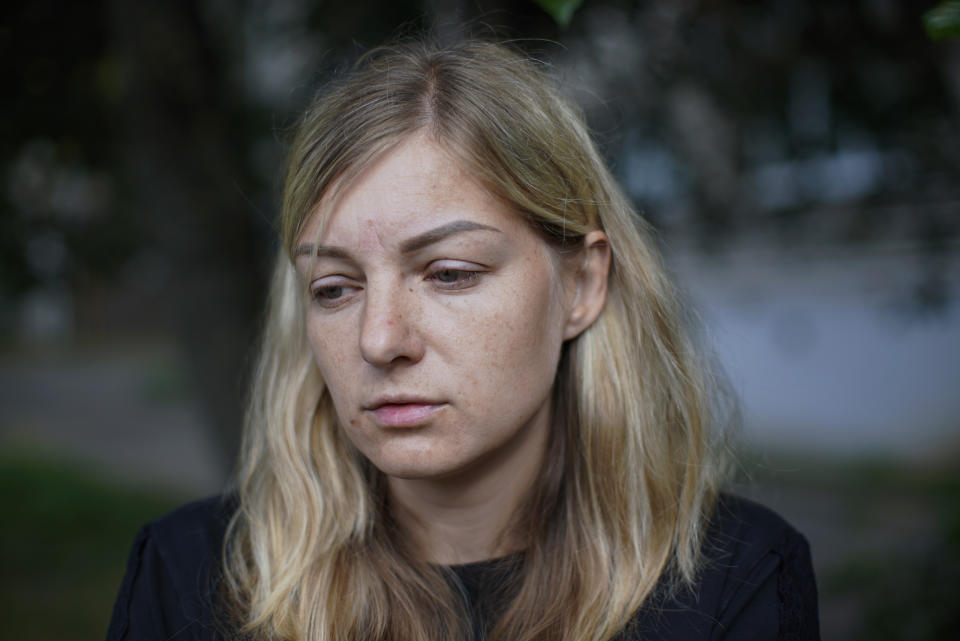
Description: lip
xmin=364 ymin=396 xmax=447 ymax=428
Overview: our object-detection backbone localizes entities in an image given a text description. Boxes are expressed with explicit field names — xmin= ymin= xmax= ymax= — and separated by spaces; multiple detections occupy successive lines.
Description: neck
xmin=387 ymin=407 xmax=551 ymax=565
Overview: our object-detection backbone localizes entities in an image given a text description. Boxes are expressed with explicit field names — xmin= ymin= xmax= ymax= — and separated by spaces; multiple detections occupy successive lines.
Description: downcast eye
xmin=316 ymin=286 xmax=344 ymax=300
xmin=434 ymin=269 xmax=461 ymax=283
xmin=309 ymin=281 xmax=358 ymax=306
xmin=426 ymin=266 xmax=482 ymax=290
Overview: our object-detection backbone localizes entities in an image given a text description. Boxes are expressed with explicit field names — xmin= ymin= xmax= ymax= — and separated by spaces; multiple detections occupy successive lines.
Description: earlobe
xmin=563 ymin=230 xmax=611 ymax=340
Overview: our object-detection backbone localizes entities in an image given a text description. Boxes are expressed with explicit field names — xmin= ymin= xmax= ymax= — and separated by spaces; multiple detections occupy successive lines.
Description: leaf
xmin=534 ymin=0 xmax=586 ymax=28
xmin=923 ymin=0 xmax=960 ymax=41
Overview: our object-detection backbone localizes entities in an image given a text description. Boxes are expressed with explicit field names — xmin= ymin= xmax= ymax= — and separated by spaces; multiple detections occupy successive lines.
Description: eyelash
xmin=310 ymin=283 xmax=356 ymax=306
xmin=309 ymin=266 xmax=483 ymax=307
xmin=425 ymin=267 xmax=481 ymax=289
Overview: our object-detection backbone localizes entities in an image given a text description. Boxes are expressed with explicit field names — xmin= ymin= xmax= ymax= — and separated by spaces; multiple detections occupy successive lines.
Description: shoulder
xmin=140 ymin=495 xmax=235 ymax=564
xmin=106 ymin=495 xmax=237 ymax=641
xmin=627 ymin=493 xmax=820 ymax=640
xmin=705 ymin=493 xmax=812 ymax=575
xmin=135 ymin=494 xmax=235 ymax=596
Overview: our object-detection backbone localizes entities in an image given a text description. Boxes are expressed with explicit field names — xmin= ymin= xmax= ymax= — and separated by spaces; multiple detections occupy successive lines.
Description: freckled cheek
xmin=306 ymin=322 xmax=357 ymax=403
xmin=457 ymin=281 xmax=560 ymax=386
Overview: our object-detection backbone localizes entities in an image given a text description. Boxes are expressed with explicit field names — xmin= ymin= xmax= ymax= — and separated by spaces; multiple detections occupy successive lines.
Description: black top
xmin=106 ymin=494 xmax=820 ymax=640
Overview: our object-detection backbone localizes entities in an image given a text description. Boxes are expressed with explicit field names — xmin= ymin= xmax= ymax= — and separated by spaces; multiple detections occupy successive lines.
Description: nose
xmin=359 ymin=280 xmax=425 ymax=367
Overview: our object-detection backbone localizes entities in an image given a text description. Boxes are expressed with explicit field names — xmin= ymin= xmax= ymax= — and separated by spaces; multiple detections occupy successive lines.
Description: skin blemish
xmin=356 ymin=218 xmax=390 ymax=253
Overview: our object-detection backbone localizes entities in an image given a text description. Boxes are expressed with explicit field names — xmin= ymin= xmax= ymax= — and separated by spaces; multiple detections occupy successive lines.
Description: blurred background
xmin=1 ymin=0 xmax=958 ymax=638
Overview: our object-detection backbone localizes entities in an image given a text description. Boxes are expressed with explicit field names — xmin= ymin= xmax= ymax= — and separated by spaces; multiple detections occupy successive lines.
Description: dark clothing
xmin=106 ymin=494 xmax=820 ymax=640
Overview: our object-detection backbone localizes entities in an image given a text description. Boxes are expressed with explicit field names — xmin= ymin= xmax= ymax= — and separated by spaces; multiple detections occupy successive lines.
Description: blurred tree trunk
xmin=106 ymin=0 xmax=266 ymax=476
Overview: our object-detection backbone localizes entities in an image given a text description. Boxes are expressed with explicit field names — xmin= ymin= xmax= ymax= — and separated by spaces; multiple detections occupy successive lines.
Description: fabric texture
xmin=105 ymin=494 xmax=820 ymax=640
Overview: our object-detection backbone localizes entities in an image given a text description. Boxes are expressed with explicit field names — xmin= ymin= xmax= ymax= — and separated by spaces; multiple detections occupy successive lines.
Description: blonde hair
xmin=224 ymin=39 xmax=728 ymax=641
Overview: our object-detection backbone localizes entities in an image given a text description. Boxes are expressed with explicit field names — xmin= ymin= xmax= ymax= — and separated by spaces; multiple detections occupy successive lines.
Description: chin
xmin=369 ymin=457 xmax=463 ymax=481
xmin=364 ymin=445 xmax=475 ymax=483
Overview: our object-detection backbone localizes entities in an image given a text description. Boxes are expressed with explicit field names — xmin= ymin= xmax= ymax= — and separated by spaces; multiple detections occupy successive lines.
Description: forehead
xmin=298 ymin=134 xmax=528 ymax=251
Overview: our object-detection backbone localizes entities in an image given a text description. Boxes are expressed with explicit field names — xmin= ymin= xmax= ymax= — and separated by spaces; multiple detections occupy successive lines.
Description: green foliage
xmin=0 ymin=453 xmax=182 ymax=641
xmin=741 ymin=451 xmax=960 ymax=640
xmin=534 ymin=0 xmax=585 ymax=28
xmin=823 ymin=518 xmax=960 ymax=639
xmin=924 ymin=0 xmax=960 ymax=41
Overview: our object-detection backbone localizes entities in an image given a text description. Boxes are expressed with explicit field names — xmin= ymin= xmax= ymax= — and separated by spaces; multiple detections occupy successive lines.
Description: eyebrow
xmin=398 ymin=220 xmax=501 ymax=253
xmin=293 ymin=244 xmax=350 ymax=260
xmin=293 ymin=220 xmax=501 ymax=259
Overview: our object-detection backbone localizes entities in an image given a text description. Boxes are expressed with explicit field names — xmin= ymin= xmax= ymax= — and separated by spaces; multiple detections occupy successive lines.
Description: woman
xmin=108 ymin=40 xmax=819 ymax=640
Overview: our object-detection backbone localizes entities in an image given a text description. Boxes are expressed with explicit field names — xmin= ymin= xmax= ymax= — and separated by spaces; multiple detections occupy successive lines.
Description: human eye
xmin=309 ymin=276 xmax=360 ymax=307
xmin=425 ymin=262 xmax=484 ymax=291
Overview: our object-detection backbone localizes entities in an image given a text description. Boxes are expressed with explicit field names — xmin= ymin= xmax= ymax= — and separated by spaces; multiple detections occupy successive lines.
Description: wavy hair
xmin=223 ymin=39 xmax=728 ymax=641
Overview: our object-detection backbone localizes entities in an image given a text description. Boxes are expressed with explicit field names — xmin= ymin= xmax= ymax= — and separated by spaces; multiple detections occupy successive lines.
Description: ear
xmin=563 ymin=230 xmax=611 ymax=340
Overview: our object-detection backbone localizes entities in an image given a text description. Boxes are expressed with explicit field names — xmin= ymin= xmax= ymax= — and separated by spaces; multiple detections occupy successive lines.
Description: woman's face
xmin=295 ymin=135 xmax=582 ymax=484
